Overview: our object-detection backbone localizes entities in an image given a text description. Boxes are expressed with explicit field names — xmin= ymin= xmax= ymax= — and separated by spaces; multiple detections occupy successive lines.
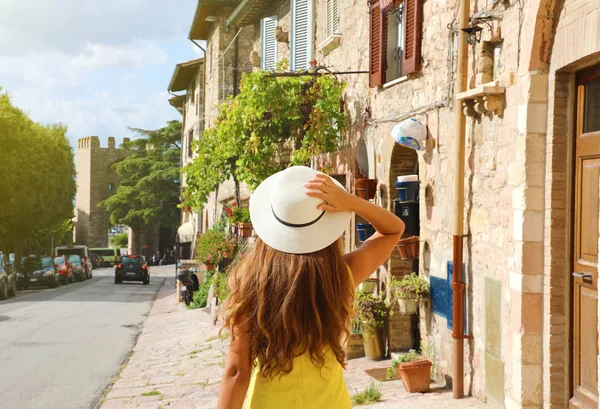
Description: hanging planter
xmin=396 ymin=236 xmax=420 ymax=259
xmin=356 ymin=223 xmax=375 ymax=242
xmin=223 ymin=251 xmax=233 ymax=259
xmin=238 ymin=222 xmax=253 ymax=237
xmin=355 ymin=179 xmax=377 ymax=200
xmin=204 ymin=263 xmax=215 ymax=271
xmin=398 ymin=298 xmax=419 ymax=314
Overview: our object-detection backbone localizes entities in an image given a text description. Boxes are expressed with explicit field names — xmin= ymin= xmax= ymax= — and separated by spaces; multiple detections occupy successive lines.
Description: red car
xmin=53 ymin=256 xmax=73 ymax=285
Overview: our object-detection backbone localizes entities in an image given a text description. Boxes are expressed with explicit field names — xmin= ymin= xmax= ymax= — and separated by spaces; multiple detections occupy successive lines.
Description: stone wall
xmin=75 ymin=137 xmax=131 ymax=248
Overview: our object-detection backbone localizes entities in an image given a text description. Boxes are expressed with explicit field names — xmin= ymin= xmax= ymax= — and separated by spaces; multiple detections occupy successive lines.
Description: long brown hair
xmin=221 ymin=237 xmax=354 ymax=378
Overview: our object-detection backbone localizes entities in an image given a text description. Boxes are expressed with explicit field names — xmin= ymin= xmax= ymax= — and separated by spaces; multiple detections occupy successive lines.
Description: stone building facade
xmin=172 ymin=0 xmax=600 ymax=408
xmin=75 ymin=136 xmax=131 ymax=247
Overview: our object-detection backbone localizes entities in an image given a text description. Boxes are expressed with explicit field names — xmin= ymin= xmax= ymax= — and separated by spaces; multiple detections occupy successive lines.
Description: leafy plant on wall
xmin=183 ymin=61 xmax=347 ymax=209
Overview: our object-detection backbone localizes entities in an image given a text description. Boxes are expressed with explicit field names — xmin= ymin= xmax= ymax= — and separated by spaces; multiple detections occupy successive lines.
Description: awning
xmin=189 ymin=0 xmax=239 ymax=40
xmin=226 ymin=0 xmax=270 ymax=28
xmin=168 ymin=58 xmax=204 ymax=93
xmin=177 ymin=221 xmax=195 ymax=243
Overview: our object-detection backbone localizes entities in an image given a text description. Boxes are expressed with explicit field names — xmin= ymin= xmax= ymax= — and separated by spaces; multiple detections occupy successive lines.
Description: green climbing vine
xmin=183 ymin=61 xmax=347 ymax=209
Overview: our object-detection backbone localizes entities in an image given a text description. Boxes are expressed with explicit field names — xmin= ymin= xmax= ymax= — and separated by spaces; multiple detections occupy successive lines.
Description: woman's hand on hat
xmin=304 ymin=174 xmax=352 ymax=213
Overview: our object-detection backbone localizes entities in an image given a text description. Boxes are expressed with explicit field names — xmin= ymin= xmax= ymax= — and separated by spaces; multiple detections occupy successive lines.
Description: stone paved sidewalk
xmin=98 ymin=278 xmax=488 ymax=409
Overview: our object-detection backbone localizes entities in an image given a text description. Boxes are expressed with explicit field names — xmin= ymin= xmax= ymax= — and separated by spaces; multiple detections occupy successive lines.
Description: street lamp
xmin=461 ymin=25 xmax=483 ymax=44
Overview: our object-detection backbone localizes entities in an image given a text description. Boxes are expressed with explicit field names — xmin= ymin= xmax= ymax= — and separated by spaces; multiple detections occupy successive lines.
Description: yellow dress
xmin=246 ymin=349 xmax=352 ymax=409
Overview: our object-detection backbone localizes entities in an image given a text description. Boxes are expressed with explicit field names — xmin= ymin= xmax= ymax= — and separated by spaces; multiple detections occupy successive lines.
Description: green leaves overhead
xmin=0 ymin=89 xmax=76 ymax=256
xmin=184 ymin=63 xmax=347 ymax=209
xmin=99 ymin=120 xmax=182 ymax=230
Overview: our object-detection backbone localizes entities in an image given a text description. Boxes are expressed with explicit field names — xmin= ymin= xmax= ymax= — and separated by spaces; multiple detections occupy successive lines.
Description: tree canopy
xmin=99 ymin=120 xmax=181 ymax=231
xmin=0 ymin=89 xmax=76 ymax=257
xmin=183 ymin=62 xmax=347 ymax=209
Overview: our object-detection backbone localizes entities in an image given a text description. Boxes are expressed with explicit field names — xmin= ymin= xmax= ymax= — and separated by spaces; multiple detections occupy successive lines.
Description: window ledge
xmin=318 ymin=34 xmax=341 ymax=56
xmin=383 ymin=76 xmax=409 ymax=89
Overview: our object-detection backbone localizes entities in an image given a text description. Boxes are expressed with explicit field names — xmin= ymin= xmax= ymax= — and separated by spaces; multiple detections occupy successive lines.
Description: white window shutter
xmin=326 ymin=0 xmax=333 ymax=38
xmin=261 ymin=16 xmax=278 ymax=70
xmin=332 ymin=0 xmax=339 ymax=35
xmin=291 ymin=0 xmax=313 ymax=71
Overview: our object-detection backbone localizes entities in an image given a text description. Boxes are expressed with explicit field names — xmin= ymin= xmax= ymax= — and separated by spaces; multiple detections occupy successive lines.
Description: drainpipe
xmin=452 ymin=0 xmax=471 ymax=399
xmin=189 ymin=38 xmax=206 ymax=55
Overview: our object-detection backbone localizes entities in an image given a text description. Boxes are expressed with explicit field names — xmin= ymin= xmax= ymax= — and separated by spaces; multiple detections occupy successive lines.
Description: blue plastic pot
xmin=395 ymin=181 xmax=420 ymax=202
xmin=356 ymin=223 xmax=375 ymax=242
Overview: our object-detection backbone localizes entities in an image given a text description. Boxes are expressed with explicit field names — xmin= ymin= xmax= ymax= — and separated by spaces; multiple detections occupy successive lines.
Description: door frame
xmin=569 ymin=63 xmax=600 ymax=408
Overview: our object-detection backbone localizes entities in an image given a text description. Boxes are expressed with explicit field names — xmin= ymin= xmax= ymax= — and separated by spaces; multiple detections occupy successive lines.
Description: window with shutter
xmin=326 ymin=0 xmax=339 ymax=39
xmin=369 ymin=0 xmax=422 ymax=87
xmin=369 ymin=0 xmax=384 ymax=87
xmin=291 ymin=0 xmax=313 ymax=71
xmin=261 ymin=16 xmax=278 ymax=71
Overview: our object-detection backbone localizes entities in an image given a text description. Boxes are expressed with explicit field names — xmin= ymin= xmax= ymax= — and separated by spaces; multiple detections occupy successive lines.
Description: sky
xmin=0 ymin=0 xmax=205 ymax=148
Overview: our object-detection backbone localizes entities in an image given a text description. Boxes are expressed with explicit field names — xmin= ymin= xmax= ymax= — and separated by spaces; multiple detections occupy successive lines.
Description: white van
xmin=55 ymin=245 xmax=92 ymax=279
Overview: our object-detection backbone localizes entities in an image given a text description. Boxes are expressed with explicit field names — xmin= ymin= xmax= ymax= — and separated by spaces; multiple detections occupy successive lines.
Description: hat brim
xmin=249 ymin=170 xmax=352 ymax=254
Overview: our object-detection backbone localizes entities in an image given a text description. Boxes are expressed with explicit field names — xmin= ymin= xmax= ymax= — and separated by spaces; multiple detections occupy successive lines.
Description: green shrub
xmin=351 ymin=381 xmax=382 ymax=405
xmin=188 ymin=270 xmax=215 ymax=309
xmin=390 ymin=273 xmax=430 ymax=300
xmin=212 ymin=270 xmax=230 ymax=301
xmin=354 ymin=291 xmax=388 ymax=334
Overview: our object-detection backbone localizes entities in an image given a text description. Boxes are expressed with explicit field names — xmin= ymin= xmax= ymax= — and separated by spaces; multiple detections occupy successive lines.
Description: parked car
xmin=20 ymin=256 xmax=59 ymax=289
xmin=68 ymin=255 xmax=86 ymax=281
xmin=55 ymin=245 xmax=92 ymax=279
xmin=0 ymin=252 xmax=17 ymax=300
xmin=115 ymin=255 xmax=149 ymax=285
xmin=90 ymin=253 xmax=103 ymax=269
xmin=90 ymin=247 xmax=121 ymax=267
xmin=53 ymin=256 xmax=73 ymax=284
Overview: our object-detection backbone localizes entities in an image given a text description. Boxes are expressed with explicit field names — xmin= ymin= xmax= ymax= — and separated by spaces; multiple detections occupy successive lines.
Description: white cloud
xmin=72 ymin=43 xmax=169 ymax=69
xmin=0 ymin=0 xmax=195 ymax=56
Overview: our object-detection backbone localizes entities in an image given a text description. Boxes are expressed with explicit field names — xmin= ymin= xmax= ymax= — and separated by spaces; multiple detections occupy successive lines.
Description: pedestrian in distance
xmin=216 ymin=166 xmax=405 ymax=409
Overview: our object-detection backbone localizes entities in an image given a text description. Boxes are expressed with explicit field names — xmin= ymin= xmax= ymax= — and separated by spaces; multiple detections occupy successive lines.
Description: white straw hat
xmin=249 ymin=166 xmax=352 ymax=254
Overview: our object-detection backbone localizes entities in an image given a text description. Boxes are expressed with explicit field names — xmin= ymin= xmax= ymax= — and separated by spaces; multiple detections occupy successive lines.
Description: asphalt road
xmin=0 ymin=264 xmax=176 ymax=409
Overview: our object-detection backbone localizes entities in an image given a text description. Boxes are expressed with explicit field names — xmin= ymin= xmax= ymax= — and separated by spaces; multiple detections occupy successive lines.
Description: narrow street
xmin=0 ymin=264 xmax=175 ymax=409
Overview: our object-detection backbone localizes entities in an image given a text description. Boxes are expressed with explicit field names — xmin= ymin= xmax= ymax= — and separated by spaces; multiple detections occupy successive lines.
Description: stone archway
xmin=516 ymin=0 xmax=600 ymax=406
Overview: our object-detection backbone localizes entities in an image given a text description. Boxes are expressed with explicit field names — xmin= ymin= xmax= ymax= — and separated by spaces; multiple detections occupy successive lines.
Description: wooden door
xmin=571 ymin=65 xmax=600 ymax=409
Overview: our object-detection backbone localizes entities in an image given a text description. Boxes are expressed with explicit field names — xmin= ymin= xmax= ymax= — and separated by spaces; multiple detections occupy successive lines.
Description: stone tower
xmin=74 ymin=136 xmax=131 ymax=247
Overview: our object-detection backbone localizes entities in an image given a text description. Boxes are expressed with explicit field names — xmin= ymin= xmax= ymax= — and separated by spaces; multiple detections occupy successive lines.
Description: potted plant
xmin=390 ymin=273 xmax=430 ymax=314
xmin=221 ymin=237 xmax=236 ymax=259
xmin=224 ymin=205 xmax=238 ymax=235
xmin=231 ymin=206 xmax=252 ymax=237
xmin=347 ymin=318 xmax=365 ymax=359
xmin=195 ymin=230 xmax=225 ymax=271
xmin=355 ymin=291 xmax=388 ymax=360
xmin=355 ymin=178 xmax=378 ymax=200
xmin=396 ymin=236 xmax=420 ymax=259
xmin=386 ymin=349 xmax=432 ymax=393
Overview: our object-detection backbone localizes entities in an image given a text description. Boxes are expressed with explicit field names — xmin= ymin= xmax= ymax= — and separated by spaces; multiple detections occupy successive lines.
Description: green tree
xmin=184 ymin=62 xmax=346 ymax=209
xmin=0 ymin=89 xmax=76 ymax=261
xmin=99 ymin=120 xmax=181 ymax=249
xmin=110 ymin=233 xmax=129 ymax=248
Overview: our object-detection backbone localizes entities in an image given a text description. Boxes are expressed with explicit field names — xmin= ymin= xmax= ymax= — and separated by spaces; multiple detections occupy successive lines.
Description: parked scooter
xmin=177 ymin=267 xmax=198 ymax=306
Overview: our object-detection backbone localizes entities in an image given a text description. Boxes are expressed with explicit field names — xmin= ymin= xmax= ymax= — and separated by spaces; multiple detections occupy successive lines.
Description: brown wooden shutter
xmin=403 ymin=0 xmax=422 ymax=75
xmin=369 ymin=0 xmax=385 ymax=87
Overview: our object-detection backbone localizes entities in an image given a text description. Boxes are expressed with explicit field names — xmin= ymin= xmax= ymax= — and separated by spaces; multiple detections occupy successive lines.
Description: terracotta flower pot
xmin=223 ymin=251 xmax=232 ymax=259
xmin=355 ymin=179 xmax=377 ymax=200
xmin=204 ymin=263 xmax=215 ymax=271
xmin=397 ymin=359 xmax=432 ymax=393
xmin=396 ymin=236 xmax=420 ymax=259
xmin=238 ymin=222 xmax=253 ymax=237
xmin=362 ymin=327 xmax=385 ymax=360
